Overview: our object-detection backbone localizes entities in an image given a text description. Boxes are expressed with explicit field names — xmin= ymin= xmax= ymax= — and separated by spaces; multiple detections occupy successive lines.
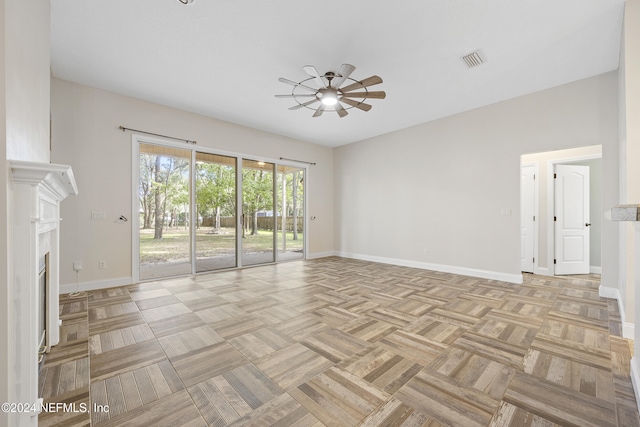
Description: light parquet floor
xmin=40 ymin=257 xmax=640 ymax=426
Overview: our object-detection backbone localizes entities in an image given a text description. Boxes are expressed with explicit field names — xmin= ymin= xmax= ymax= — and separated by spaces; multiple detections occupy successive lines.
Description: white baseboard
xmin=335 ymin=252 xmax=523 ymax=284
xmin=624 ymin=322 xmax=635 ymax=340
xmin=590 ymin=266 xmax=602 ymax=274
xmin=59 ymin=276 xmax=134 ymax=294
xmin=599 ymin=285 xmax=635 ymax=339
xmin=306 ymin=251 xmax=338 ymax=260
xmin=631 ymin=357 xmax=640 ymax=415
xmin=598 ymin=285 xmax=619 ymax=300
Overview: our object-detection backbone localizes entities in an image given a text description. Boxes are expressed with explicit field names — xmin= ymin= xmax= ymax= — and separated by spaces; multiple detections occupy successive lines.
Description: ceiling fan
xmin=275 ymin=64 xmax=386 ymax=118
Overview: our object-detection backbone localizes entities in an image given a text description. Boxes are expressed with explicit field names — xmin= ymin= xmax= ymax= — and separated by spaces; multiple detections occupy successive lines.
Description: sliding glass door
xmin=139 ymin=144 xmax=191 ymax=280
xmin=136 ymin=140 xmax=305 ymax=281
xmin=242 ymin=159 xmax=276 ymax=266
xmin=277 ymin=165 xmax=304 ymax=261
xmin=195 ymin=152 xmax=237 ymax=272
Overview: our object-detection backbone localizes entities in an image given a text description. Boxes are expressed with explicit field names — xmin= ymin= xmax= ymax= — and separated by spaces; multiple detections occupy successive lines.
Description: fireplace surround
xmin=10 ymin=160 xmax=77 ymax=425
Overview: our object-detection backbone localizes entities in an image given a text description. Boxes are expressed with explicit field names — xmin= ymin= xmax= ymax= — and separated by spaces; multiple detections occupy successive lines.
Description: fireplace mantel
xmin=10 ymin=160 xmax=77 ymax=426
xmin=10 ymin=160 xmax=77 ymax=200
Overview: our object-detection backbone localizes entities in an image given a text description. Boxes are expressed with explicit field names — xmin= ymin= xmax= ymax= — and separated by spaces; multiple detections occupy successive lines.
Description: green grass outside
xmin=140 ymin=227 xmax=303 ymax=265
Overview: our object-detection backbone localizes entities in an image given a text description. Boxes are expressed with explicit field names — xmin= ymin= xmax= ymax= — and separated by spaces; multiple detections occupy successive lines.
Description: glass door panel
xmin=139 ymin=143 xmax=191 ymax=280
xmin=277 ymin=166 xmax=304 ymax=261
xmin=195 ymin=152 xmax=237 ymax=272
xmin=242 ymin=159 xmax=275 ymax=266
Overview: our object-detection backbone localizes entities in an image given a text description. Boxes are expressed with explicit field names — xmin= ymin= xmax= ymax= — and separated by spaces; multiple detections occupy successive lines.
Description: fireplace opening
xmin=38 ymin=252 xmax=49 ymax=371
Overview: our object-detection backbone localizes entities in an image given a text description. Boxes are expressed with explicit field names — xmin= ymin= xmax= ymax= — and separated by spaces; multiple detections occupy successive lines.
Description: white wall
xmin=5 ymin=0 xmax=50 ymax=162
xmin=1 ymin=0 xmax=51 ymax=425
xmin=50 ymin=78 xmax=335 ymax=289
xmin=334 ymin=72 xmax=618 ymax=283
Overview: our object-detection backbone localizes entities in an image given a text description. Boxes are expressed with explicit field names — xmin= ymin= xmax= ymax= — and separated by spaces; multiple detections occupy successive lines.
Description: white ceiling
xmin=50 ymin=0 xmax=625 ymax=148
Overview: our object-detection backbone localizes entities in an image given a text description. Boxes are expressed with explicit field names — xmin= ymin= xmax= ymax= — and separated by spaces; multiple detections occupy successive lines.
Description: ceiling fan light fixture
xmin=276 ymin=64 xmax=385 ymax=117
xmin=320 ymin=93 xmax=338 ymax=106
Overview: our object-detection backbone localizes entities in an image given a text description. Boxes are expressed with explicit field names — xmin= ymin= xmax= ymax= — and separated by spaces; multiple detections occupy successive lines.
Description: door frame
xmin=521 ymin=162 xmax=539 ymax=274
xmin=547 ymin=153 xmax=601 ymax=276
xmin=131 ymin=133 xmax=309 ymax=282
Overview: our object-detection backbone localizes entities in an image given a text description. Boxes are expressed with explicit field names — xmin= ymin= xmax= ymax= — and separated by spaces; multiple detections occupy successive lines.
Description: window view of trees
xmin=195 ymin=154 xmax=237 ymax=272
xmin=241 ymin=160 xmax=275 ymax=266
xmin=139 ymin=145 xmax=192 ymax=279
xmin=196 ymin=160 xmax=236 ymax=230
xmin=277 ymin=168 xmax=304 ymax=258
xmin=138 ymin=144 xmax=305 ymax=280
xmin=242 ymin=165 xmax=274 ymax=237
xmin=139 ymin=151 xmax=189 ymax=240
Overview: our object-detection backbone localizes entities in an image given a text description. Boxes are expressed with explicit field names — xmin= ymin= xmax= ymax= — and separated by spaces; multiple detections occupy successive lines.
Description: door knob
xmin=585 ymin=223 xmax=591 ymax=227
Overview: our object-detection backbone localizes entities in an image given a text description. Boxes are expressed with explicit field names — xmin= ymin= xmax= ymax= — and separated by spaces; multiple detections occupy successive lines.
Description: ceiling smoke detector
xmin=462 ymin=50 xmax=485 ymax=68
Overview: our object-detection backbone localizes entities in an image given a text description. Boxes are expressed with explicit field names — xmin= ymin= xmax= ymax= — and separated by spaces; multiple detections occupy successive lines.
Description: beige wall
xmin=620 ymin=0 xmax=640 ymax=380
xmin=1 ymin=0 xmax=51 ymax=425
xmin=334 ymin=72 xmax=618 ymax=282
xmin=50 ymin=78 xmax=335 ymax=288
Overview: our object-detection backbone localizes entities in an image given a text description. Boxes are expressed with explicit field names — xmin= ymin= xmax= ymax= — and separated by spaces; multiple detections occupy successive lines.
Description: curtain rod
xmin=280 ymin=157 xmax=316 ymax=165
xmin=119 ymin=126 xmax=197 ymax=144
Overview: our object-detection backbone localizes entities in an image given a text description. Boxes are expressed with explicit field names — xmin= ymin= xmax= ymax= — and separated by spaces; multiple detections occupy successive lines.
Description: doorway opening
xmin=520 ymin=146 xmax=602 ymax=277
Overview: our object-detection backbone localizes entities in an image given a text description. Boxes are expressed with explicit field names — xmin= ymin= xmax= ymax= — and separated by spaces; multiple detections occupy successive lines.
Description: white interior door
xmin=554 ymin=164 xmax=590 ymax=275
xmin=521 ymin=165 xmax=535 ymax=273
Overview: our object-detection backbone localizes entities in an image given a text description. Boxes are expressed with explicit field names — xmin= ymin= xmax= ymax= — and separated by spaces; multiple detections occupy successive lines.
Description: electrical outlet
xmin=91 ymin=211 xmax=106 ymax=220
xmin=73 ymin=261 xmax=83 ymax=271
xmin=99 ymin=261 xmax=106 ymax=269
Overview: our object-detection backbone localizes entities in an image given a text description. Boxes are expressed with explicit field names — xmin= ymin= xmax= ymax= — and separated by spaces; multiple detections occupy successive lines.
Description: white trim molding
xmin=599 ymin=285 xmax=634 ymax=339
xmin=306 ymin=251 xmax=338 ymax=260
xmin=599 ymin=285 xmax=620 ymax=300
xmin=10 ymin=160 xmax=78 ymax=427
xmin=59 ymin=277 xmax=134 ymax=295
xmin=336 ymin=252 xmax=523 ymax=284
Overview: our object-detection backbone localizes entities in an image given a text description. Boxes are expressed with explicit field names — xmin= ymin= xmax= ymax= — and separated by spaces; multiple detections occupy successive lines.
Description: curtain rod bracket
xmin=119 ymin=126 xmax=197 ymax=144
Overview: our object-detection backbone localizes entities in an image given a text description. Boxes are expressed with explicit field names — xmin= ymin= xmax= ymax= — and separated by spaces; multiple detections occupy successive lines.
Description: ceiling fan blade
xmin=340 ymin=97 xmax=372 ymax=112
xmin=341 ymin=91 xmax=386 ymax=99
xmin=332 ymin=64 xmax=356 ymax=88
xmin=303 ymin=65 xmax=327 ymax=88
xmin=278 ymin=78 xmax=318 ymax=93
xmin=340 ymin=75 xmax=383 ymax=93
xmin=289 ymin=99 xmax=319 ymax=110
xmin=312 ymin=104 xmax=326 ymax=117
xmin=334 ymin=103 xmax=348 ymax=118
xmin=275 ymin=94 xmax=317 ymax=98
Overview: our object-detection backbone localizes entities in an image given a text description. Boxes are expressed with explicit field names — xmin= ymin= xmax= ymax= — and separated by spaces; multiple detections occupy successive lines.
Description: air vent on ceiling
xmin=462 ymin=50 xmax=485 ymax=68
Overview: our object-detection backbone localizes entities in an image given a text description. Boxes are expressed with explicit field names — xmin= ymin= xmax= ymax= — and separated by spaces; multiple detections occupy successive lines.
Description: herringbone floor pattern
xmin=39 ymin=257 xmax=640 ymax=426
